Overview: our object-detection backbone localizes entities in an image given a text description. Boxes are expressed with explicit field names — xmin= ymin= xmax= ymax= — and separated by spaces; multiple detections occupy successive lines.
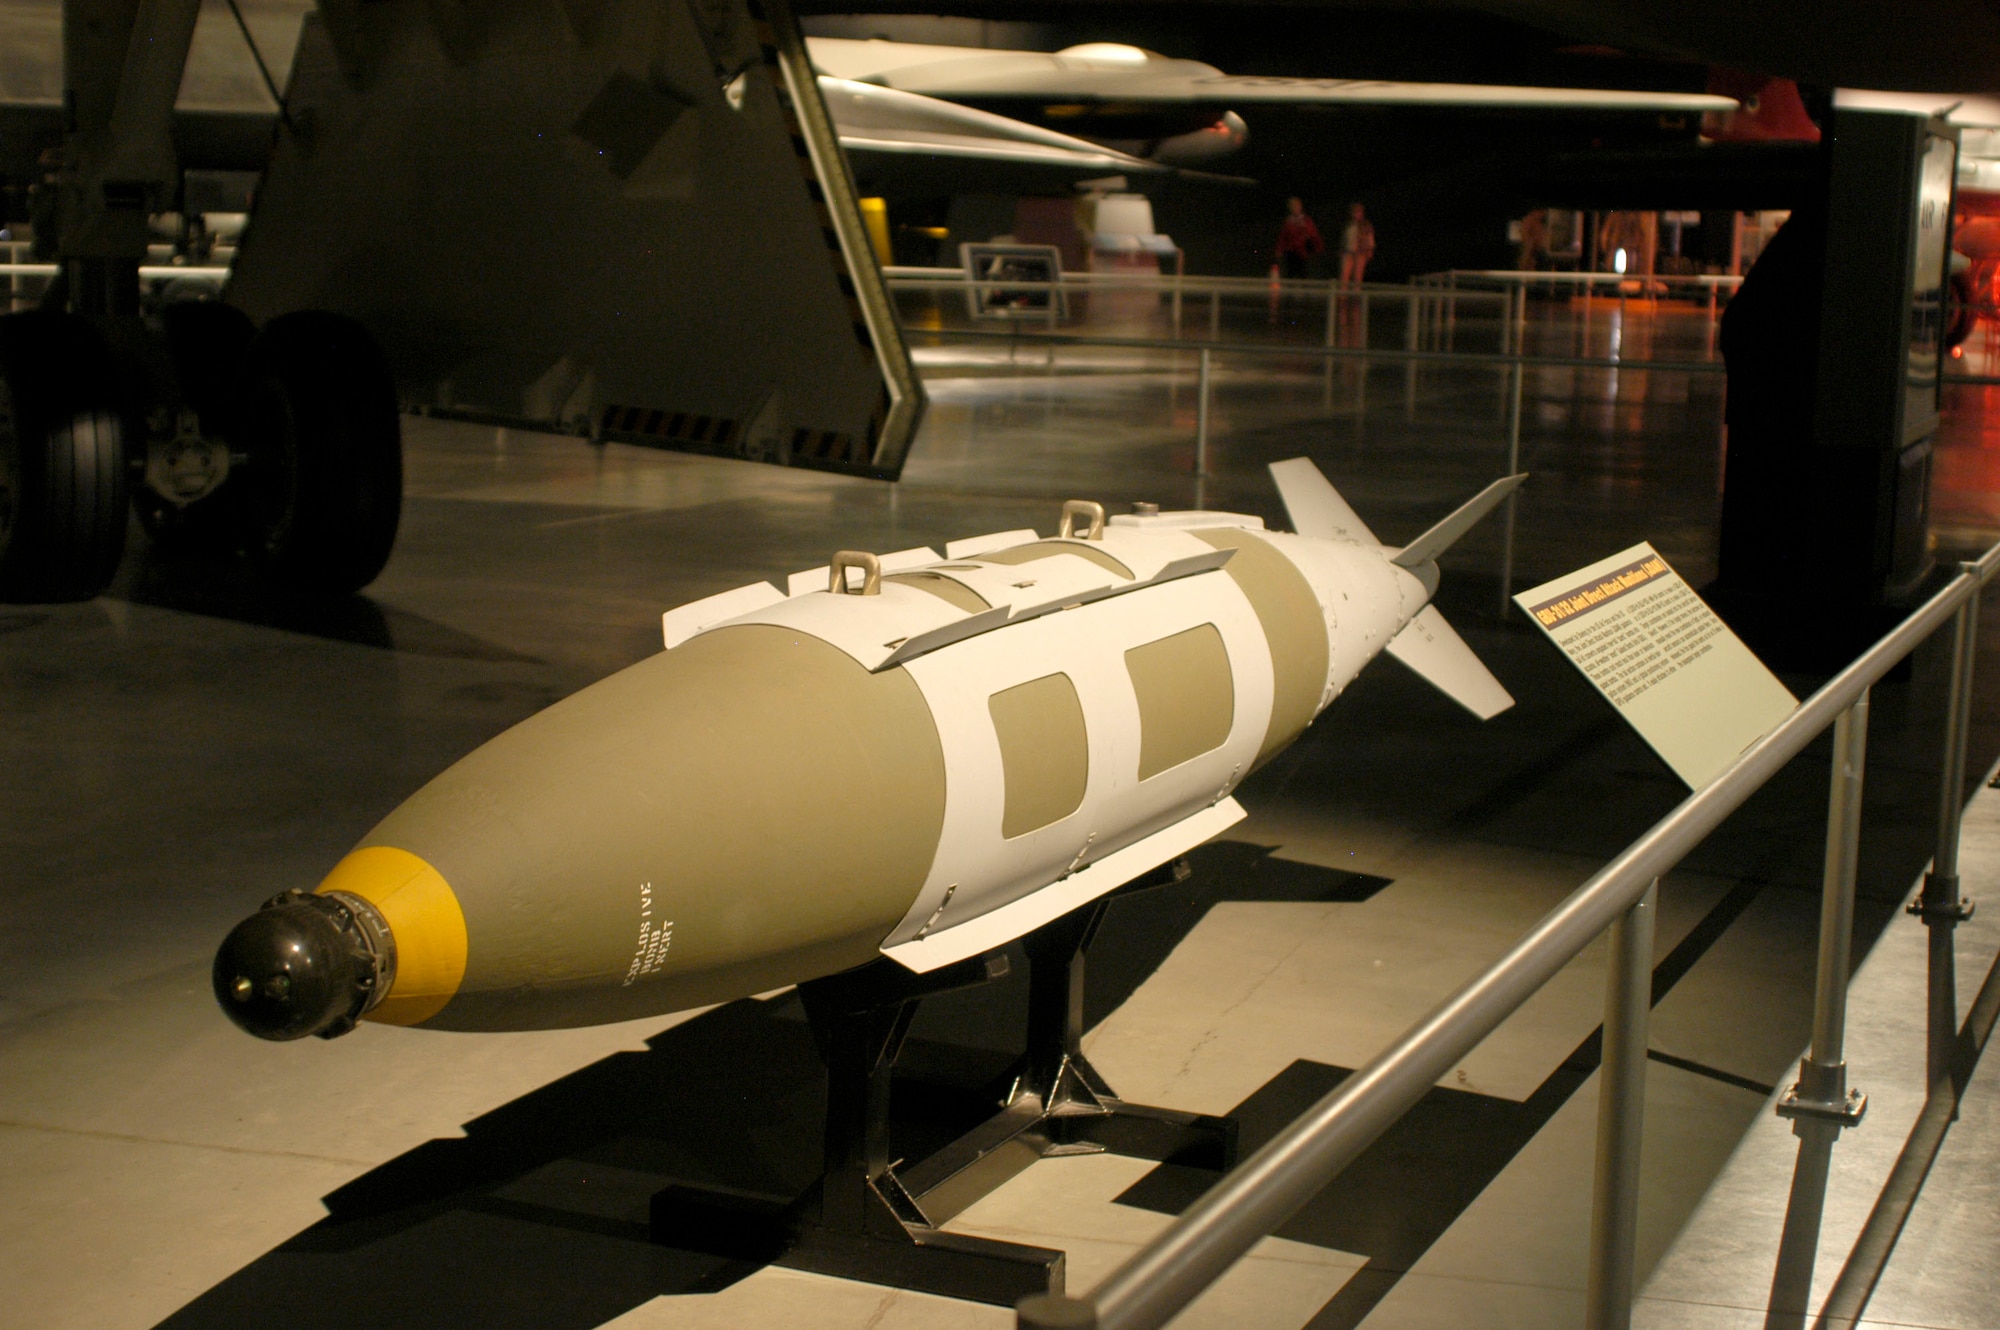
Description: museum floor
xmin=4 ymin=302 xmax=1999 ymax=1329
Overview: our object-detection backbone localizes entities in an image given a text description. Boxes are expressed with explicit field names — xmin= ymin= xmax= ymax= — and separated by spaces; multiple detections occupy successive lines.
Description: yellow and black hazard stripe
xmin=597 ymin=404 xmax=869 ymax=474
xmin=598 ymin=405 xmax=741 ymax=450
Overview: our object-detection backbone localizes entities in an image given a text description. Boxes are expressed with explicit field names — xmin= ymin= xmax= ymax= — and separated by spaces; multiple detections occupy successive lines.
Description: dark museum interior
xmin=3 ymin=2 xmax=1999 ymax=1328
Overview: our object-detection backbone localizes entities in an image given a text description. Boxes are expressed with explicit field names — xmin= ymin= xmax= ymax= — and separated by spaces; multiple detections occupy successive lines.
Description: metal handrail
xmin=912 ymin=322 xmax=2000 ymax=392
xmin=1021 ymin=541 xmax=2000 ymax=1330
xmin=913 ymin=322 xmax=1725 ymax=604
xmin=911 ymin=323 xmax=1724 ymax=373
xmin=886 ymin=267 xmax=1511 ymax=303
xmin=0 ymin=262 xmax=232 ymax=281
xmin=1425 ymin=268 xmax=1746 ymax=289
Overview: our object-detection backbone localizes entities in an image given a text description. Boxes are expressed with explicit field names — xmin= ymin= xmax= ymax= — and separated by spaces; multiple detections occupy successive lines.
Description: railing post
xmin=1195 ymin=347 xmax=1212 ymax=477
xmin=1357 ymin=289 xmax=1371 ymax=422
xmin=1404 ymin=280 xmax=1419 ymax=420
xmin=1585 ymin=879 xmax=1657 ymax=1330
xmin=1356 ymin=293 xmax=1370 ymax=428
xmin=1581 ymin=273 xmax=1593 ymax=356
xmin=1498 ymin=353 xmax=1524 ymax=616
xmin=1914 ymin=573 xmax=1980 ymax=1087
xmin=1780 ymin=690 xmax=1872 ymax=1127
xmin=1324 ymin=280 xmax=1338 ymax=408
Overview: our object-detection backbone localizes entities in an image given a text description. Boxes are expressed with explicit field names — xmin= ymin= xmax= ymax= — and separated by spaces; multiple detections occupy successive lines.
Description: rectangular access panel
xmin=225 ymin=0 xmax=921 ymax=478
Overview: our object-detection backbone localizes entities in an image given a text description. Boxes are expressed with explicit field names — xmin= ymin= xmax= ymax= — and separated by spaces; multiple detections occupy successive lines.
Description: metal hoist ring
xmin=829 ymin=549 xmax=882 ymax=595
xmin=1058 ymin=500 xmax=1106 ymax=540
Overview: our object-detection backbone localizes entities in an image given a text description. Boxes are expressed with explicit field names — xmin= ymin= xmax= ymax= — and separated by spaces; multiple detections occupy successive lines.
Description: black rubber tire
xmin=233 ymin=311 xmax=403 ymax=593
xmin=136 ymin=300 xmax=259 ymax=553
xmin=0 ymin=311 xmax=129 ymax=602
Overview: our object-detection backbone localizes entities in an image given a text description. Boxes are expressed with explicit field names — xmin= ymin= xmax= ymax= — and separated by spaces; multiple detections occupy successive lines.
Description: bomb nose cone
xmin=212 ymin=891 xmax=391 ymax=1040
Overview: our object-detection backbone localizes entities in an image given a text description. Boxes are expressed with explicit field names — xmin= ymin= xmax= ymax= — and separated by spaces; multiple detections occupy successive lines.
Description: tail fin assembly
xmin=1390 ymin=473 xmax=1528 ymax=569
xmin=1269 ymin=459 xmax=1522 ymax=720
xmin=1385 ymin=608 xmax=1515 ymax=718
xmin=1270 ymin=457 xmax=1379 ymax=544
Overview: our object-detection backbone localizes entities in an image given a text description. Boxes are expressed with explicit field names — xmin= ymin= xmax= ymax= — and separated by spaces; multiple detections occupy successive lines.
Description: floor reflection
xmin=1763 ymin=1119 xmax=1843 ymax=1330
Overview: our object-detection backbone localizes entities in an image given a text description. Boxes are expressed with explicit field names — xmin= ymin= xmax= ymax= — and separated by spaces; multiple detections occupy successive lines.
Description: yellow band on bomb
xmin=316 ymin=846 xmax=468 ymax=1026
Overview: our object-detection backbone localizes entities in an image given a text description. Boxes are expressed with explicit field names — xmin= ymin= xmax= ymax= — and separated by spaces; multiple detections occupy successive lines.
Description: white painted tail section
xmin=1384 ymin=606 xmax=1515 ymax=719
xmin=1269 ymin=458 xmax=1378 ymax=544
xmin=1391 ymin=473 xmax=1528 ymax=569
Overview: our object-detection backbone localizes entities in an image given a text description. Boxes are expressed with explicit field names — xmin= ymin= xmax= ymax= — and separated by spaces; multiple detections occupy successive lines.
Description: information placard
xmin=1515 ymin=543 xmax=1797 ymax=788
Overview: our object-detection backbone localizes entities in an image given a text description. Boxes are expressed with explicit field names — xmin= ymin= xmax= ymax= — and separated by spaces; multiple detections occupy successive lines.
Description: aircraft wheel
xmin=136 ymin=300 xmax=258 ymax=554
xmin=233 ymin=311 xmax=402 ymax=594
xmin=0 ymin=311 xmax=130 ymax=602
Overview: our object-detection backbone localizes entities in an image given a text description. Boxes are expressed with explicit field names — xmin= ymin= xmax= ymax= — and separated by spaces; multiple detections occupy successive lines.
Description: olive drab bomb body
xmin=214 ymin=460 xmax=1524 ymax=1040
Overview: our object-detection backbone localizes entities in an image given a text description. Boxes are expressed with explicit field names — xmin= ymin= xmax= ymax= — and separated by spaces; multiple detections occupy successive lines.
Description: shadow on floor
xmin=110 ymin=541 xmax=541 ymax=663
xmin=151 ymin=845 xmax=1376 ymax=1330
xmin=153 ymin=741 xmax=1960 ymax=1330
xmin=1116 ymin=868 xmax=1780 ymax=1330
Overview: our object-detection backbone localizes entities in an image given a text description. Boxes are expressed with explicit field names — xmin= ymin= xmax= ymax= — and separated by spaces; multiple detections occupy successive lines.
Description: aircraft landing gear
xmin=135 ymin=300 xmax=258 ymax=556
xmin=9 ymin=0 xmax=404 ymax=605
xmin=132 ymin=304 xmax=404 ymax=597
xmin=231 ymin=311 xmax=403 ymax=595
xmin=0 ymin=312 xmax=130 ymax=603
xmin=1 ymin=301 xmax=404 ymax=605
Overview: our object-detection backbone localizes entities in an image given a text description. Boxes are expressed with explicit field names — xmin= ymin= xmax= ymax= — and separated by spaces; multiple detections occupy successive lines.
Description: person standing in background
xmin=1516 ymin=208 xmax=1549 ymax=271
xmin=1275 ymin=197 xmax=1323 ymax=279
xmin=1596 ymin=210 xmax=1658 ymax=288
xmin=1339 ymin=203 xmax=1376 ymax=283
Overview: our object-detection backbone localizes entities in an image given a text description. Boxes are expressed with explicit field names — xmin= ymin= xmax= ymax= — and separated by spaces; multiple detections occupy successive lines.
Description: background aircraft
xmin=0 ymin=4 xmax=1188 ymax=202
xmin=0 ymin=8 xmax=1729 ymax=209
xmin=812 ymin=35 xmax=1727 ymax=169
xmin=0 ymin=0 xmax=1748 ymax=607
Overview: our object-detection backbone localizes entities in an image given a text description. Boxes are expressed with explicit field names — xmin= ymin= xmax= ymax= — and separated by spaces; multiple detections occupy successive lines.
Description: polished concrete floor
xmin=3 ymin=301 xmax=1999 ymax=1329
xmin=1638 ymin=777 xmax=2000 ymax=1330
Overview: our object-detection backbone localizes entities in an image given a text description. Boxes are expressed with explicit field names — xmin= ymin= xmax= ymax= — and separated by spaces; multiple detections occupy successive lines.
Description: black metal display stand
xmin=652 ymin=862 xmax=1237 ymax=1306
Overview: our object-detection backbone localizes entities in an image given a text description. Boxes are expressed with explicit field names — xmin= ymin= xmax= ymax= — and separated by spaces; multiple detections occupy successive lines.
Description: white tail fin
xmin=1385 ymin=606 xmax=1515 ymax=719
xmin=1267 ymin=461 xmax=1517 ymax=720
xmin=1391 ymin=473 xmax=1528 ymax=569
xmin=1269 ymin=458 xmax=1377 ymax=543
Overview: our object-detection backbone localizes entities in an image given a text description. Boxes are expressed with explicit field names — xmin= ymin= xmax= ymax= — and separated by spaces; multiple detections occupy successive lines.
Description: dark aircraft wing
xmin=223 ymin=0 xmax=923 ymax=477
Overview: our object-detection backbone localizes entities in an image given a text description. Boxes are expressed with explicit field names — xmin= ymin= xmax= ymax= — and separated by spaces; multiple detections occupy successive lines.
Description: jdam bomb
xmin=214 ymin=461 xmax=1524 ymax=1040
